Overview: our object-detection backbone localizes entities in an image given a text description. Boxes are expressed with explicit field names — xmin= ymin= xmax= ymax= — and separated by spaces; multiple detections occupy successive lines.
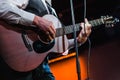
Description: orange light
xmin=49 ymin=52 xmax=87 ymax=80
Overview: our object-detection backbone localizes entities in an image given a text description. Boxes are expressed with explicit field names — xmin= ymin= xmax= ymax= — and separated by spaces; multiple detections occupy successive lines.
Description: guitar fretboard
xmin=55 ymin=18 xmax=104 ymax=37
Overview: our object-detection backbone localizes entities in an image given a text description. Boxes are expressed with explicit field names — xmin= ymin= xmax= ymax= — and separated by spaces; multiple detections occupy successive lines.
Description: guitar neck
xmin=56 ymin=18 xmax=104 ymax=37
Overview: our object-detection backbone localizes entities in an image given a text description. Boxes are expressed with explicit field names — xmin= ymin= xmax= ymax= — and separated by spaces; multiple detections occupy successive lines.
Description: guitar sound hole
xmin=32 ymin=40 xmax=55 ymax=53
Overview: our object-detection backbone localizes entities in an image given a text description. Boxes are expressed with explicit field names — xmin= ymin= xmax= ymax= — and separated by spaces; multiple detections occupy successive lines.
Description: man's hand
xmin=33 ymin=15 xmax=56 ymax=43
xmin=77 ymin=18 xmax=92 ymax=44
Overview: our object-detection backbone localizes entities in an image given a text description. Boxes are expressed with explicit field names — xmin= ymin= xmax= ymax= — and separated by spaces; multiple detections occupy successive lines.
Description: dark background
xmin=50 ymin=0 xmax=120 ymax=54
xmin=52 ymin=0 xmax=120 ymax=24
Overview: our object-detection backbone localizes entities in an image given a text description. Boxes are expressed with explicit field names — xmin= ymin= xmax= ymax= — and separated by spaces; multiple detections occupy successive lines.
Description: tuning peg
xmin=114 ymin=18 xmax=119 ymax=24
xmin=105 ymin=24 xmax=114 ymax=28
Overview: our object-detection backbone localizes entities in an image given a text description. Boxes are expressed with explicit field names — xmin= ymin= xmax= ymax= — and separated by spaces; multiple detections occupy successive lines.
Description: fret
xmin=56 ymin=19 xmax=104 ymax=37
xmin=65 ymin=23 xmax=80 ymax=34
xmin=97 ymin=19 xmax=102 ymax=25
xmin=76 ymin=24 xmax=80 ymax=31
xmin=54 ymin=16 xmax=115 ymax=38
xmin=93 ymin=20 xmax=96 ymax=26
xmin=56 ymin=23 xmax=81 ymax=37
xmin=65 ymin=25 xmax=73 ymax=34
xmin=56 ymin=28 xmax=63 ymax=37
xmin=89 ymin=19 xmax=104 ymax=27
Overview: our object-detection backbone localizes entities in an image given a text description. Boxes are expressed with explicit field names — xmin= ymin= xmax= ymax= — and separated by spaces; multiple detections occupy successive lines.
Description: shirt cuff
xmin=10 ymin=3 xmax=35 ymax=26
xmin=18 ymin=9 xmax=35 ymax=26
xmin=7 ymin=4 xmax=35 ymax=26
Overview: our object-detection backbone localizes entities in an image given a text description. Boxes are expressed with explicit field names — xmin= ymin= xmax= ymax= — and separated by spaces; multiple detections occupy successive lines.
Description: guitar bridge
xmin=21 ymin=31 xmax=33 ymax=52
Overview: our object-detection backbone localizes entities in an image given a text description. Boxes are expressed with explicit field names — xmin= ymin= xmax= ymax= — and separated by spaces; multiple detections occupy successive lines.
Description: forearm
xmin=0 ymin=1 xmax=35 ymax=26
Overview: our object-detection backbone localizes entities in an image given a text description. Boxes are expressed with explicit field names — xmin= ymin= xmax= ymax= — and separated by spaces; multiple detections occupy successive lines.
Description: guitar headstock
xmin=101 ymin=15 xmax=119 ymax=28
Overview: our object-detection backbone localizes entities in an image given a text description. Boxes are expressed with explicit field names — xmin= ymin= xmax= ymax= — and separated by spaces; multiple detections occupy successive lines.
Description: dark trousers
xmin=32 ymin=59 xmax=55 ymax=80
xmin=0 ymin=56 xmax=55 ymax=80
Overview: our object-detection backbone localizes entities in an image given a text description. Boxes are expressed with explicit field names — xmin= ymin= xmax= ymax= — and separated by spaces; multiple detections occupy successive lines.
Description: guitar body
xmin=0 ymin=14 xmax=118 ymax=72
xmin=0 ymin=15 xmax=69 ymax=72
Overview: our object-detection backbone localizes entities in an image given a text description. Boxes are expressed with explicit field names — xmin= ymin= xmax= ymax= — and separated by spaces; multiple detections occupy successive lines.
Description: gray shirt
xmin=0 ymin=0 xmax=50 ymax=26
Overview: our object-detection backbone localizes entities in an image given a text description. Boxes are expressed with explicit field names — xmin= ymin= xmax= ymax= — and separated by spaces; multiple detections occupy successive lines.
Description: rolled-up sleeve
xmin=0 ymin=0 xmax=35 ymax=26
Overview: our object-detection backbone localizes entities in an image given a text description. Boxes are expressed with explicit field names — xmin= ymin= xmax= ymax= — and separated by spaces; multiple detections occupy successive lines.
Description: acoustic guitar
xmin=0 ymin=14 xmax=119 ymax=72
